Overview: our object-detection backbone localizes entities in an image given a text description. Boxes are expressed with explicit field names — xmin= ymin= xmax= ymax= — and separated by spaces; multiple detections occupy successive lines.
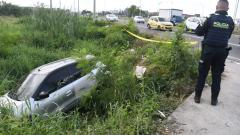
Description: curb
xmin=227 ymin=56 xmax=240 ymax=63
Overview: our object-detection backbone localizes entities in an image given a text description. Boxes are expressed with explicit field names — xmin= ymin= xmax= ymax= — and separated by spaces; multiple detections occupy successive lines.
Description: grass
xmin=233 ymin=25 xmax=240 ymax=35
xmin=0 ymin=7 xmax=199 ymax=135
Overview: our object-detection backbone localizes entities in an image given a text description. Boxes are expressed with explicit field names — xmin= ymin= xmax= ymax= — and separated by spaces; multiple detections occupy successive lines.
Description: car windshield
xmin=16 ymin=73 xmax=47 ymax=101
xmin=108 ymin=14 xmax=116 ymax=17
xmin=158 ymin=17 xmax=165 ymax=22
xmin=174 ymin=16 xmax=183 ymax=22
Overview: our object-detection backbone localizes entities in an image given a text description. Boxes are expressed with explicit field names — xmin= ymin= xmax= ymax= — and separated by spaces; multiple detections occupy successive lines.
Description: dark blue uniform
xmin=194 ymin=11 xmax=234 ymax=104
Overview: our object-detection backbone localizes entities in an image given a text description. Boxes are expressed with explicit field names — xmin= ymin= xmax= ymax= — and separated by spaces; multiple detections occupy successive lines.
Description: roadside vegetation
xmin=0 ymin=4 xmax=199 ymax=135
xmin=233 ymin=25 xmax=240 ymax=35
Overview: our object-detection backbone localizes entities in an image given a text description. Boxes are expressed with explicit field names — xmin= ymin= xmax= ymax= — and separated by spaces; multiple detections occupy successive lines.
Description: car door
xmin=33 ymin=65 xmax=77 ymax=113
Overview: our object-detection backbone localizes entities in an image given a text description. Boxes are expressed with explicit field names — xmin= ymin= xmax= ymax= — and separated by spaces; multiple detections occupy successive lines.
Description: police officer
xmin=194 ymin=0 xmax=235 ymax=106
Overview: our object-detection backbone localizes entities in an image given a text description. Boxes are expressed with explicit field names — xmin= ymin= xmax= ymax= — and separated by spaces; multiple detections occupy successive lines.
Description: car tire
xmin=185 ymin=26 xmax=189 ymax=32
xmin=147 ymin=24 xmax=151 ymax=29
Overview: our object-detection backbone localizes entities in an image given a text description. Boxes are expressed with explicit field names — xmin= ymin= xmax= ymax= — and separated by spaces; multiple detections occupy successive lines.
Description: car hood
xmin=135 ymin=18 xmax=145 ymax=21
xmin=0 ymin=94 xmax=20 ymax=107
xmin=107 ymin=17 xmax=118 ymax=19
xmin=158 ymin=22 xmax=173 ymax=26
xmin=0 ymin=94 xmax=30 ymax=117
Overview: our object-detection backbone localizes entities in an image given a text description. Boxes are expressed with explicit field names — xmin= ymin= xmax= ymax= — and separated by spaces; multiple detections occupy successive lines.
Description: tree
xmin=0 ymin=1 xmax=32 ymax=16
xmin=125 ymin=5 xmax=148 ymax=17
xmin=81 ymin=10 xmax=92 ymax=16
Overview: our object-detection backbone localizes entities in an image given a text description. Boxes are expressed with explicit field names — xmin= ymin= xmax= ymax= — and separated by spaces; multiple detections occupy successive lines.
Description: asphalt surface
xmin=167 ymin=60 xmax=240 ymax=135
xmin=136 ymin=23 xmax=240 ymax=61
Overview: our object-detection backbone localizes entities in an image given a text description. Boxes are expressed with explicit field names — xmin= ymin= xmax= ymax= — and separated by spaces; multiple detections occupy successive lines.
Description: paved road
xmin=167 ymin=60 xmax=240 ymax=135
xmin=136 ymin=23 xmax=240 ymax=61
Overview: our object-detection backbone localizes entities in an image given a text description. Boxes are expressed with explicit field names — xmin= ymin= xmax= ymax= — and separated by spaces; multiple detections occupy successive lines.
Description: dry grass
xmin=233 ymin=26 xmax=240 ymax=35
xmin=0 ymin=16 xmax=18 ymax=24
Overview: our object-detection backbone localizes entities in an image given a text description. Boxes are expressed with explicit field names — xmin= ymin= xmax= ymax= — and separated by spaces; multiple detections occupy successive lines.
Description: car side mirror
xmin=38 ymin=91 xmax=49 ymax=99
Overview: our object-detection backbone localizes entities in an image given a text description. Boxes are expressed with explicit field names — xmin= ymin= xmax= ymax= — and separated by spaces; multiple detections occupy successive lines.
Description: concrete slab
xmin=167 ymin=60 xmax=240 ymax=135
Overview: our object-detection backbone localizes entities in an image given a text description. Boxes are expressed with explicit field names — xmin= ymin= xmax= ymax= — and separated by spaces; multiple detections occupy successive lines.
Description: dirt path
xmin=167 ymin=60 xmax=240 ymax=135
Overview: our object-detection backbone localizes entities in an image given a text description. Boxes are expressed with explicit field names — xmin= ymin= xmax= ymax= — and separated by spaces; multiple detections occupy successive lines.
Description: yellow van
xmin=147 ymin=16 xmax=173 ymax=31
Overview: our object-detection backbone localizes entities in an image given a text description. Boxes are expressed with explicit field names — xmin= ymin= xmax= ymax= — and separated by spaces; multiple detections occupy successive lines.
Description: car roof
xmin=32 ymin=58 xmax=77 ymax=75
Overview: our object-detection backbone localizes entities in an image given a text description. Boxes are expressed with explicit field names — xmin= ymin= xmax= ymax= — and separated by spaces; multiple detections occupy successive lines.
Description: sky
xmin=4 ymin=0 xmax=240 ymax=18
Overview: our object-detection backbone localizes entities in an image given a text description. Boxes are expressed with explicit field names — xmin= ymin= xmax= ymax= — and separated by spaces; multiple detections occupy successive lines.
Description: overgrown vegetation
xmin=0 ymin=5 xmax=199 ymax=134
xmin=0 ymin=1 xmax=32 ymax=16
xmin=233 ymin=25 xmax=240 ymax=35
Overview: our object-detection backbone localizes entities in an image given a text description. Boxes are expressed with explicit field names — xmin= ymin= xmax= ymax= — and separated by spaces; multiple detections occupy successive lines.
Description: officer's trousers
xmin=195 ymin=46 xmax=226 ymax=100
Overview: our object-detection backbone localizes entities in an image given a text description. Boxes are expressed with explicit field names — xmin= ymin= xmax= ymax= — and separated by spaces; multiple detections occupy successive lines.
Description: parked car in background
xmin=147 ymin=16 xmax=173 ymax=31
xmin=185 ymin=17 xmax=206 ymax=32
xmin=170 ymin=15 xmax=184 ymax=26
xmin=134 ymin=16 xmax=145 ymax=23
xmin=0 ymin=58 xmax=105 ymax=117
xmin=106 ymin=14 xmax=118 ymax=22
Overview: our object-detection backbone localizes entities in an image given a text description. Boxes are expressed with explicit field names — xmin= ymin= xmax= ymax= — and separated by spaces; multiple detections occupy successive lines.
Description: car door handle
xmin=65 ymin=90 xmax=73 ymax=97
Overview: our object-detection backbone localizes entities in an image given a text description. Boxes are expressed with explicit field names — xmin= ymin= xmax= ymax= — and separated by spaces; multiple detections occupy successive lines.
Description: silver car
xmin=0 ymin=58 xmax=104 ymax=117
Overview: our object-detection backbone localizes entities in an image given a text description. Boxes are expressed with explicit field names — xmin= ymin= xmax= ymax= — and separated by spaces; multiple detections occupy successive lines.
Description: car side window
xmin=188 ymin=18 xmax=194 ymax=22
xmin=153 ymin=18 xmax=158 ymax=22
xmin=33 ymin=64 xmax=81 ymax=100
xmin=193 ymin=18 xmax=199 ymax=23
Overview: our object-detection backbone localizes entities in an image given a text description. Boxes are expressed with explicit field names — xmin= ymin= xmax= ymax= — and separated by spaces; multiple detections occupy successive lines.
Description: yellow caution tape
xmin=123 ymin=29 xmax=171 ymax=44
xmin=123 ymin=29 xmax=198 ymax=45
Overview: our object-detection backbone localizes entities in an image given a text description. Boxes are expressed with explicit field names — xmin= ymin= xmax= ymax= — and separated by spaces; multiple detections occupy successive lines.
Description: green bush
xmin=85 ymin=26 xmax=106 ymax=39
xmin=140 ymin=26 xmax=198 ymax=95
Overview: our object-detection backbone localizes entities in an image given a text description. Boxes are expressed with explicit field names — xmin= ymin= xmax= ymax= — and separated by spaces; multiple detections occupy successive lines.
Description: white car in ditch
xmin=0 ymin=58 xmax=105 ymax=117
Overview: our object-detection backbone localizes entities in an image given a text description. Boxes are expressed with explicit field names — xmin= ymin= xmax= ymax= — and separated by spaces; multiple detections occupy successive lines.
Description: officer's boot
xmin=211 ymin=89 xmax=220 ymax=106
xmin=194 ymin=88 xmax=203 ymax=103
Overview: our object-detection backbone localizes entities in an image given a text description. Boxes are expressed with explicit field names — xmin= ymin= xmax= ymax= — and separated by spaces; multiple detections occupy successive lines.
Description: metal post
xmin=139 ymin=0 xmax=142 ymax=16
xmin=78 ymin=0 xmax=80 ymax=15
xmin=93 ymin=0 xmax=96 ymax=20
xmin=59 ymin=0 xmax=61 ymax=8
xmin=234 ymin=0 xmax=239 ymax=20
xmin=50 ymin=0 xmax=52 ymax=9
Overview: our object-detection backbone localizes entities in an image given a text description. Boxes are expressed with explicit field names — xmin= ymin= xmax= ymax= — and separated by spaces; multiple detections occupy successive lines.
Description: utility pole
xmin=50 ymin=0 xmax=53 ymax=10
xmin=234 ymin=0 xmax=239 ymax=20
xmin=93 ymin=0 xmax=96 ymax=20
xmin=139 ymin=0 xmax=142 ymax=16
xmin=59 ymin=0 xmax=61 ymax=8
xmin=78 ymin=0 xmax=80 ymax=15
